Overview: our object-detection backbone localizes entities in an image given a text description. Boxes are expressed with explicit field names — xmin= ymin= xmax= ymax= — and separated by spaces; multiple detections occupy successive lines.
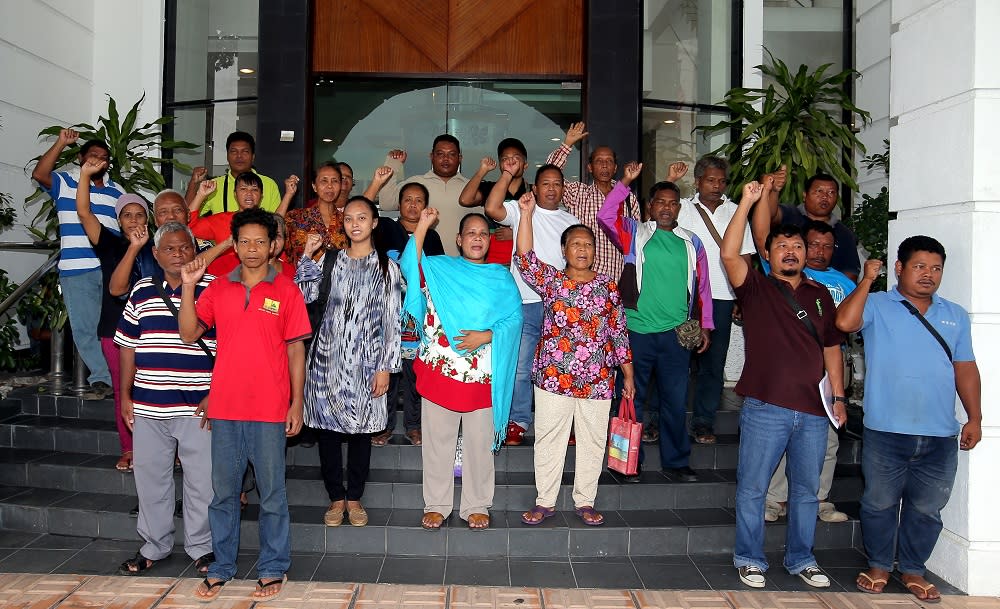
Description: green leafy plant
xmin=847 ymin=139 xmax=890 ymax=292
xmin=695 ymin=49 xmax=871 ymax=205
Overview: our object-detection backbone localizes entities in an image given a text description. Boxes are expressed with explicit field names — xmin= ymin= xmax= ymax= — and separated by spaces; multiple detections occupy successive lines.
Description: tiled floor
xmin=0 ymin=532 xmax=966 ymax=596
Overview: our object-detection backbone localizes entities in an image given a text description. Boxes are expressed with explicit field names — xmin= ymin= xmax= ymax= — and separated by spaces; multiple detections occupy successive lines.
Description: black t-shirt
xmin=374 ymin=216 xmax=445 ymax=260
xmin=780 ymin=205 xmax=861 ymax=277
xmin=92 ymin=227 xmax=156 ymax=338
xmin=478 ymin=179 xmax=530 ymax=231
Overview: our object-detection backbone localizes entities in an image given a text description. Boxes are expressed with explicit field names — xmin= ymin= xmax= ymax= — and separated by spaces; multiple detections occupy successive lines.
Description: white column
xmin=888 ymin=0 xmax=1000 ymax=595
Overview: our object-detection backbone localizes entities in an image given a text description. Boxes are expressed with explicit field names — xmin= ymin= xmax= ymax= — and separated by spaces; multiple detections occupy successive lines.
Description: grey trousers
xmin=133 ymin=416 xmax=213 ymax=560
xmin=767 ymin=424 xmax=839 ymax=503
xmin=421 ymin=398 xmax=494 ymax=520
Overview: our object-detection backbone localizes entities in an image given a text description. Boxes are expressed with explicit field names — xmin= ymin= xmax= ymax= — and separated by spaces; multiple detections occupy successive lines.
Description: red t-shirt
xmin=188 ymin=210 xmax=238 ymax=277
xmin=196 ymin=266 xmax=312 ymax=422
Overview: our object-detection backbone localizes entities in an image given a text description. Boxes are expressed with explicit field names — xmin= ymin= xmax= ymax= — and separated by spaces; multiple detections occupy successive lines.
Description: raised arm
xmin=194 ymin=236 xmax=233 ymax=267
xmin=275 ymin=175 xmax=299 ymax=217
xmin=184 ymin=167 xmax=208 ymax=205
xmin=178 ymin=258 xmax=209 ymax=343
xmin=515 ymin=192 xmax=536 ymax=255
xmin=721 ymin=181 xmax=764 ymax=289
xmin=459 ymin=157 xmax=497 ymax=208
xmin=74 ymin=158 xmax=106 ymax=245
xmin=108 ymin=227 xmax=150 ymax=297
xmin=665 ymin=162 xmax=688 ymax=183
xmin=377 ymin=150 xmax=406 ymax=211
xmin=546 ymin=122 xmax=588 ymax=168
xmin=597 ymin=162 xmax=641 ymax=252
xmin=750 ymin=174 xmax=776 ymax=255
xmin=763 ymin=164 xmax=787 ymax=227
xmin=413 ymin=207 xmax=439 ymax=260
xmin=835 ymin=259 xmax=881 ymax=333
xmin=362 ymin=166 xmax=394 ymax=202
xmin=187 ymin=180 xmax=217 ymax=234
xmin=484 ymin=156 xmax=517 ymax=223
xmin=32 ymin=128 xmax=78 ymax=190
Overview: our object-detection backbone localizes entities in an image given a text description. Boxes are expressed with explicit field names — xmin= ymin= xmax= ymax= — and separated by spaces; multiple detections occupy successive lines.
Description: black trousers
xmin=384 ymin=358 xmax=421 ymax=433
xmin=316 ymin=429 xmax=372 ymax=501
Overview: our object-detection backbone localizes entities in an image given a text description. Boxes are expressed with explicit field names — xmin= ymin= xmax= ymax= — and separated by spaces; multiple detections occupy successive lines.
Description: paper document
xmin=818 ymin=372 xmax=841 ymax=428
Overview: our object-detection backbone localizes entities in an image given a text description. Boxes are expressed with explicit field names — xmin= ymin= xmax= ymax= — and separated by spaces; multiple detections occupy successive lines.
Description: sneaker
xmin=818 ymin=501 xmax=848 ymax=522
xmin=505 ymin=421 xmax=526 ymax=446
xmin=797 ymin=565 xmax=830 ymax=588
xmin=764 ymin=501 xmax=786 ymax=522
xmin=82 ymin=381 xmax=112 ymax=400
xmin=738 ymin=565 xmax=766 ymax=588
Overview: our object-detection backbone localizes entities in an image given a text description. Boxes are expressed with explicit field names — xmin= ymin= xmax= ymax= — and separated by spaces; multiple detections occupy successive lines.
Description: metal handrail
xmin=0 ymin=249 xmax=60 ymax=319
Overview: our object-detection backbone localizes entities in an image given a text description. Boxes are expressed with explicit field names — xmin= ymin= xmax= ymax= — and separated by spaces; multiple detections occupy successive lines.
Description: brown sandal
xmin=856 ymin=570 xmax=888 ymax=594
xmin=903 ymin=579 xmax=941 ymax=603
xmin=421 ymin=511 xmax=444 ymax=530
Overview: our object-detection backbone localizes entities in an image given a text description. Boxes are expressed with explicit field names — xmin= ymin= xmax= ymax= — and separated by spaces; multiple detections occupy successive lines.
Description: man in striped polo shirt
xmin=114 ymin=222 xmax=216 ymax=576
xmin=32 ymin=129 xmax=124 ymax=399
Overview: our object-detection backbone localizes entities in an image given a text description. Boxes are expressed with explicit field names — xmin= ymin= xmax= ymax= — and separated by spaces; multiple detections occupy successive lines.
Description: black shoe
xmin=174 ymin=499 xmax=183 ymax=518
xmin=665 ymin=466 xmax=699 ymax=482
xmin=623 ymin=465 xmax=642 ymax=483
xmin=129 ymin=504 xmax=139 ymax=517
xmin=82 ymin=381 xmax=112 ymax=400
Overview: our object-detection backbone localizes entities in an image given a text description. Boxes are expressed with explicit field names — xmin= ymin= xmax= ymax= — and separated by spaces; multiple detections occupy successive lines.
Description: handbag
xmin=675 ymin=318 xmax=703 ymax=350
xmin=607 ymin=398 xmax=641 ymax=475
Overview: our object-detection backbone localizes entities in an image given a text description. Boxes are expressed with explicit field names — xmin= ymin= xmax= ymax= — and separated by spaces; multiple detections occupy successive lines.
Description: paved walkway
xmin=0 ymin=573 xmax=997 ymax=609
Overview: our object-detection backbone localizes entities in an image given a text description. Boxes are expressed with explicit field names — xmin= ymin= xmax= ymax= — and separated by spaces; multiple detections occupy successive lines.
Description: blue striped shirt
xmin=114 ymin=275 xmax=217 ymax=419
xmin=50 ymin=170 xmax=124 ymax=276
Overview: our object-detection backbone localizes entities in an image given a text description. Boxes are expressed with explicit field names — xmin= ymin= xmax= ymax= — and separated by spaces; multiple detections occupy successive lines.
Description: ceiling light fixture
xmin=239 ymin=68 xmax=255 ymax=74
xmin=322 ymin=138 xmax=333 ymax=143
xmin=663 ymin=119 xmax=676 ymax=124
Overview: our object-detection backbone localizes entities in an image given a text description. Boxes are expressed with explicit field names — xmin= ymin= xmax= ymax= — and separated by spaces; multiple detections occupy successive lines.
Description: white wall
xmin=855 ymin=0 xmax=890 ymax=200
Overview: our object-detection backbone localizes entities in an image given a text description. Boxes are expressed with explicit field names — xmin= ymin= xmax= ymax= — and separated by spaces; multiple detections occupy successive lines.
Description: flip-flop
xmin=117 ymin=552 xmax=155 ymax=576
xmin=193 ymin=577 xmax=226 ymax=603
xmin=855 ymin=571 xmax=887 ymax=594
xmin=116 ymin=451 xmax=134 ymax=472
xmin=574 ymin=506 xmax=605 ymax=526
xmin=520 ymin=505 xmax=555 ymax=525
xmin=253 ymin=575 xmax=288 ymax=602
xmin=904 ymin=581 xmax=941 ymax=603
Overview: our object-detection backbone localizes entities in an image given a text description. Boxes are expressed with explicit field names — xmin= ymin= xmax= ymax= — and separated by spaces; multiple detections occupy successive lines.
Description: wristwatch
xmin=833 ymin=396 xmax=848 ymax=403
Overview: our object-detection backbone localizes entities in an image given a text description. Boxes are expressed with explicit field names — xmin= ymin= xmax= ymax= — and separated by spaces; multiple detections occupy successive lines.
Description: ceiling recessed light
xmin=550 ymin=138 xmax=561 ymax=142
xmin=322 ymin=138 xmax=333 ymax=143
xmin=239 ymin=68 xmax=255 ymax=74
xmin=663 ymin=119 xmax=676 ymax=124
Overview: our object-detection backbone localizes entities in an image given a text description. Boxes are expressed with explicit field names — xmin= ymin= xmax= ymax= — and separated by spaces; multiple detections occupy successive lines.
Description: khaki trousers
xmin=421 ymin=398 xmax=494 ymax=520
xmin=533 ymin=388 xmax=610 ymax=509
xmin=767 ymin=424 xmax=839 ymax=503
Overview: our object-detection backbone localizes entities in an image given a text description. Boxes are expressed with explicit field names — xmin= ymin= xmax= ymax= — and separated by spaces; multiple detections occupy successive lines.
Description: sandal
xmin=117 ymin=552 xmax=154 ymax=576
xmin=467 ymin=512 xmax=490 ymax=530
xmin=904 ymin=579 xmax=941 ymax=603
xmin=520 ymin=505 xmax=555 ymax=526
xmin=574 ymin=506 xmax=605 ymax=526
xmin=116 ymin=451 xmax=134 ymax=472
xmin=371 ymin=431 xmax=392 ymax=446
xmin=194 ymin=577 xmax=226 ymax=603
xmin=694 ymin=433 xmax=717 ymax=445
xmin=194 ymin=552 xmax=214 ymax=574
xmin=421 ymin=511 xmax=444 ymax=530
xmin=856 ymin=570 xmax=888 ymax=594
xmin=253 ymin=576 xmax=287 ymax=601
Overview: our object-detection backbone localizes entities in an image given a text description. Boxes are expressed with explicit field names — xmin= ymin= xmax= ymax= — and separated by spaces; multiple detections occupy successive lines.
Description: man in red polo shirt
xmin=178 ymin=207 xmax=311 ymax=602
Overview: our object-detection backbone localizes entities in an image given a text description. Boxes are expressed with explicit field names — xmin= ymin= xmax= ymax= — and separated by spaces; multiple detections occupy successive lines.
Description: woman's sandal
xmin=856 ymin=571 xmax=888 ymax=594
xmin=116 ymin=451 xmax=134 ymax=472
xmin=117 ymin=552 xmax=154 ymax=576
xmin=371 ymin=431 xmax=392 ymax=447
xmin=194 ymin=552 xmax=214 ymax=574
xmin=194 ymin=577 xmax=226 ymax=603
xmin=467 ymin=513 xmax=490 ymax=530
xmin=574 ymin=506 xmax=605 ymax=526
xmin=421 ymin=511 xmax=444 ymax=530
xmin=253 ymin=576 xmax=287 ymax=601
xmin=520 ymin=505 xmax=555 ymax=526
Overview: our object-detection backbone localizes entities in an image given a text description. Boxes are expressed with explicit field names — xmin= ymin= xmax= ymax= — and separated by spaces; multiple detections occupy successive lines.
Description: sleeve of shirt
xmin=92 ymin=226 xmax=118 ymax=264
xmin=498 ymin=200 xmax=519 ymax=227
xmin=46 ymin=172 xmax=62 ymax=200
xmin=952 ymin=306 xmax=975 ymax=362
xmin=114 ymin=284 xmax=143 ymax=349
xmin=294 ymin=257 xmax=323 ymax=303
xmin=693 ymin=238 xmax=715 ymax=330
xmin=281 ymin=283 xmax=313 ymax=344
xmin=513 ymin=250 xmax=557 ymax=293
xmin=860 ymin=292 xmax=876 ymax=331
xmin=732 ymin=263 xmax=759 ymax=301
xmin=188 ymin=211 xmax=219 ymax=241
xmin=837 ymin=229 xmax=862 ymax=276
xmin=626 ymin=191 xmax=641 ymax=221
xmin=779 ymin=205 xmax=803 ymax=225
xmin=607 ymin=281 xmax=633 ymax=366
xmin=424 ymin=230 xmax=446 ymax=256
xmin=260 ymin=175 xmax=281 ymax=213
xmin=546 ymin=144 xmax=570 ymax=168
xmin=379 ymin=262 xmax=403 ymax=373
xmin=195 ymin=281 xmax=217 ymax=330
xmin=596 ymin=182 xmax=633 ymax=253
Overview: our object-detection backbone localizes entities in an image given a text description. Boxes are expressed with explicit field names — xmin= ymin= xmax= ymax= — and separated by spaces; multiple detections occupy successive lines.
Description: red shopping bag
xmin=607 ymin=398 xmax=641 ymax=475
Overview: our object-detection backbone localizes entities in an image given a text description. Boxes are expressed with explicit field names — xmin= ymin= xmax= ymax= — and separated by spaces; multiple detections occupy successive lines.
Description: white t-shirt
xmin=500 ymin=201 xmax=580 ymax=303
xmin=676 ymin=194 xmax=754 ymax=300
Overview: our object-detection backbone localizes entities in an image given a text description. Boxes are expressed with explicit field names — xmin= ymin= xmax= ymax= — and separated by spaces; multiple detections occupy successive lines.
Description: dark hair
xmin=534 ymin=164 xmax=564 ymax=183
xmin=803 ymin=220 xmax=834 ymax=238
xmin=898 ymin=235 xmax=946 ymax=265
xmin=764 ymin=223 xmax=806 ymax=251
xmin=804 ymin=173 xmax=838 ymax=192
xmin=314 ymin=161 xmax=341 ymax=180
xmin=398 ymin=182 xmax=429 ymax=206
xmin=80 ymin=139 xmax=111 ymax=159
xmin=231 ymin=207 xmax=277 ymax=242
xmin=432 ymin=134 xmax=461 ymax=154
xmin=457 ymin=213 xmax=490 ymax=259
xmin=588 ymin=146 xmax=617 ymax=164
xmin=335 ymin=161 xmax=353 ymax=176
xmin=648 ymin=181 xmax=681 ymax=201
xmin=272 ymin=213 xmax=287 ymax=239
xmin=560 ymin=224 xmax=596 ymax=247
xmin=497 ymin=137 xmax=527 ymax=159
xmin=344 ymin=196 xmax=389 ymax=279
xmin=234 ymin=171 xmax=263 ymax=191
xmin=226 ymin=131 xmax=256 ymax=154
xmin=693 ymin=155 xmax=728 ymax=179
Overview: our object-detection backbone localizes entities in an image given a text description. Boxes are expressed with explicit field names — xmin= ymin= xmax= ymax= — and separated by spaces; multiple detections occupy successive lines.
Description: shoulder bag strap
xmin=222 ymin=174 xmax=230 ymax=212
xmin=154 ymin=279 xmax=215 ymax=364
xmin=899 ymin=300 xmax=953 ymax=361
xmin=767 ymin=276 xmax=822 ymax=349
xmin=694 ymin=203 xmax=724 ymax=248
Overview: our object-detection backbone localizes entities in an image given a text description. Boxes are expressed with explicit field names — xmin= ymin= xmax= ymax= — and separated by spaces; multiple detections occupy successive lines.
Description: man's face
xmin=153 ymin=194 xmax=187 ymax=227
xmin=695 ymin=167 xmax=727 ymax=205
xmin=587 ymin=147 xmax=617 ymax=183
xmin=895 ymin=251 xmax=944 ymax=299
xmin=236 ymin=181 xmax=262 ymax=210
xmin=235 ymin=223 xmax=272 ymax=270
xmin=805 ymin=230 xmax=835 ymax=270
xmin=153 ymin=230 xmax=196 ymax=279
xmin=499 ymin=147 xmax=526 ymax=179
xmin=227 ymin=140 xmax=254 ymax=174
xmin=399 ymin=185 xmax=427 ymax=224
xmin=80 ymin=147 xmax=110 ymax=179
xmin=803 ymin=179 xmax=838 ymax=218
xmin=648 ymin=188 xmax=681 ymax=230
xmin=312 ymin=166 xmax=342 ymax=204
xmin=532 ymin=169 xmax=564 ymax=210
xmin=271 ymin=222 xmax=286 ymax=261
xmin=766 ymin=234 xmax=806 ymax=277
xmin=430 ymin=141 xmax=461 ymax=178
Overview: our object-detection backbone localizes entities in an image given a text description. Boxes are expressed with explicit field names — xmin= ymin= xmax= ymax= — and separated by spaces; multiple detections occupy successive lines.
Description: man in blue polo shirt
xmin=31 ymin=129 xmax=124 ymax=399
xmin=837 ymin=236 xmax=982 ymax=603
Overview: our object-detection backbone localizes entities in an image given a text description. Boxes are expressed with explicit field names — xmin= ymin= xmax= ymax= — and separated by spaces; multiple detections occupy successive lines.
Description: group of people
xmin=35 ymin=120 xmax=981 ymax=603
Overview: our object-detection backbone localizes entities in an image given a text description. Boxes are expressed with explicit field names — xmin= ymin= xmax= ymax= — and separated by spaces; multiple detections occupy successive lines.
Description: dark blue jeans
xmin=629 ymin=329 xmax=692 ymax=469
xmin=860 ymin=427 xmax=958 ymax=575
xmin=690 ymin=299 xmax=735 ymax=433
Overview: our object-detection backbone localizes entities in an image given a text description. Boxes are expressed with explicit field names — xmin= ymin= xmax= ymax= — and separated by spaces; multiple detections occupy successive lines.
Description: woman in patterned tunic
xmin=298 ymin=196 xmax=402 ymax=527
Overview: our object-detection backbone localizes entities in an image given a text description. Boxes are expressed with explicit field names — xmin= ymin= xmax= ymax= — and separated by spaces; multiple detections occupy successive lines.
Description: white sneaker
xmin=738 ymin=565 xmax=766 ymax=588
xmin=818 ymin=501 xmax=848 ymax=522
xmin=764 ymin=501 xmax=786 ymax=522
xmin=797 ymin=565 xmax=830 ymax=588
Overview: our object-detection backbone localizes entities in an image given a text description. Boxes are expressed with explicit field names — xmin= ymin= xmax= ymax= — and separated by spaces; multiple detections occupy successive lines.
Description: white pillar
xmin=888 ymin=0 xmax=1000 ymax=595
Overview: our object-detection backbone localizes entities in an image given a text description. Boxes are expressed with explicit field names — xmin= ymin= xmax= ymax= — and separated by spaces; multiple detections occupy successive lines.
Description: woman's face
xmin=457 ymin=216 xmax=490 ymax=262
xmin=118 ymin=203 xmax=148 ymax=234
xmin=343 ymin=200 xmax=377 ymax=244
xmin=271 ymin=221 xmax=286 ymax=260
xmin=562 ymin=227 xmax=595 ymax=272
xmin=312 ymin=166 xmax=342 ymax=204
xmin=399 ymin=185 xmax=427 ymax=224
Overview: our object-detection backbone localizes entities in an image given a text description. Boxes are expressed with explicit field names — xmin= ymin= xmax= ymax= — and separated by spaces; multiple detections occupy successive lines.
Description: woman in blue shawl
xmin=400 ymin=208 xmax=522 ymax=531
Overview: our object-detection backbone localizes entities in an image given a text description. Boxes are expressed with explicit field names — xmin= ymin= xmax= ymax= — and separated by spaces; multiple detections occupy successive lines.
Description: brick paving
xmin=0 ymin=574 xmax=996 ymax=609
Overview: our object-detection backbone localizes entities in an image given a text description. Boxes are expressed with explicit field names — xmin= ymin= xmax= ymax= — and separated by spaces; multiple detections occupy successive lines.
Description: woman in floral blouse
xmin=514 ymin=193 xmax=634 ymax=527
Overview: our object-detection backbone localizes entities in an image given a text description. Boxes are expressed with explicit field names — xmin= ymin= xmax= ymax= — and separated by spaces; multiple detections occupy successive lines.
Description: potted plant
xmin=847 ymin=139 xmax=890 ymax=292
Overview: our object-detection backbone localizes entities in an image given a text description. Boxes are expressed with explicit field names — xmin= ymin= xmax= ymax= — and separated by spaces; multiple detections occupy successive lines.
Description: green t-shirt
xmin=627 ymin=229 xmax=688 ymax=334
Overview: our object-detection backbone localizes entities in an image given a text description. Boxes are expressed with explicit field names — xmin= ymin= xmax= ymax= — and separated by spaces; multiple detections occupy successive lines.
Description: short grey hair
xmin=693 ymin=155 xmax=729 ymax=179
xmin=153 ymin=221 xmax=196 ymax=248
xmin=153 ymin=189 xmax=186 ymax=209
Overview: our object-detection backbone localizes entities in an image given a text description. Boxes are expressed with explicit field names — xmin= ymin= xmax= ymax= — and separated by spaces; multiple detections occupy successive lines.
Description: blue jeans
xmin=207 ymin=420 xmax=290 ymax=581
xmin=860 ymin=427 xmax=958 ymax=575
xmin=510 ymin=301 xmax=542 ymax=428
xmin=690 ymin=299 xmax=735 ymax=433
xmin=734 ymin=398 xmax=828 ymax=573
xmin=629 ymin=329 xmax=692 ymax=469
xmin=59 ymin=269 xmax=111 ymax=386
